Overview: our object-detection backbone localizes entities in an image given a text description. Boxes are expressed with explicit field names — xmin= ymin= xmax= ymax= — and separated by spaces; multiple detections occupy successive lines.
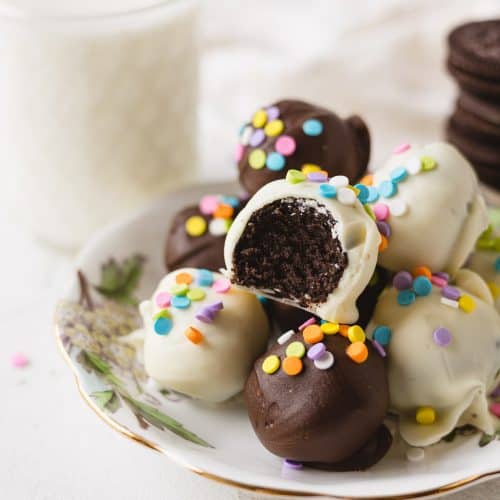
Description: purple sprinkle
xmin=442 ymin=285 xmax=461 ymax=301
xmin=307 ymin=171 xmax=328 ymax=183
xmin=433 ymin=327 xmax=451 ymax=346
xmin=195 ymin=311 xmax=214 ymax=323
xmin=434 ymin=272 xmax=450 ymax=281
xmin=490 ymin=384 xmax=500 ymax=398
xmin=376 ymin=221 xmax=392 ymax=238
xmin=372 ymin=340 xmax=387 ymax=357
xmin=266 ymin=105 xmax=280 ymax=121
xmin=239 ymin=192 xmax=250 ymax=202
xmin=307 ymin=342 xmax=326 ymax=361
xmin=207 ymin=301 xmax=224 ymax=312
xmin=393 ymin=271 xmax=413 ymax=291
xmin=298 ymin=317 xmax=316 ymax=331
xmin=249 ymin=129 xmax=265 ymax=147
xmin=283 ymin=459 xmax=303 ymax=470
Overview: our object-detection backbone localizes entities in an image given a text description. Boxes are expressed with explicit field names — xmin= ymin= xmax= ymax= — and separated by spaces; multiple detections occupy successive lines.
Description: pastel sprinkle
xmin=308 ymin=171 xmax=328 ymax=182
xmin=338 ymin=187 xmax=357 ymax=205
xmin=302 ymin=118 xmax=323 ymax=136
xmin=373 ymin=325 xmax=392 ymax=346
xmin=286 ymin=341 xmax=306 ymax=359
xmin=347 ymin=325 xmax=365 ymax=343
xmin=355 ymin=183 xmax=369 ymax=203
xmin=373 ymin=203 xmax=390 ymax=221
xmin=413 ymin=276 xmax=432 ymax=296
xmin=303 ymin=324 xmax=324 ymax=344
xmin=387 ymin=198 xmax=408 ymax=216
xmin=170 ymin=283 xmax=189 ymax=296
xmin=495 ymin=257 xmax=500 ymax=273
xmin=252 ymin=109 xmax=267 ymax=128
xmin=416 ymin=407 xmax=436 ymax=425
xmin=398 ymin=289 xmax=416 ymax=306
xmin=393 ymin=143 xmax=411 ymax=154
xmin=314 ymin=351 xmax=335 ymax=370
xmin=320 ymin=322 xmax=339 ymax=335
xmin=329 ymin=175 xmax=349 ymax=188
xmin=209 ymin=218 xmax=229 ymax=236
xmin=441 ymin=297 xmax=459 ymax=309
xmin=235 ymin=144 xmax=245 ymax=161
xmin=390 ymin=166 xmax=408 ymax=183
xmin=307 ymin=342 xmax=326 ymax=360
xmin=433 ymin=327 xmax=451 ymax=346
xmin=286 ymin=169 xmax=306 ymax=184
xmin=282 ymin=356 xmax=303 ymax=376
xmin=376 ymin=221 xmax=391 ymax=238
xmin=264 ymin=119 xmax=284 ymax=137
xmin=187 ymin=288 xmax=206 ymax=301
xmin=185 ymin=215 xmax=207 ymax=237
xmin=249 ymin=128 xmax=265 ymax=147
xmin=406 ymin=448 xmax=425 ymax=462
xmin=154 ymin=317 xmax=173 ymax=335
xmin=298 ymin=317 xmax=316 ymax=331
xmin=413 ymin=266 xmax=432 ymax=279
xmin=458 ymin=295 xmax=475 ymax=313
xmin=406 ymin=156 xmax=422 ymax=175
xmin=185 ymin=326 xmax=204 ymax=344
xmin=277 ymin=330 xmax=295 ymax=345
xmin=421 ymin=156 xmax=437 ymax=171
xmin=240 ymin=125 xmax=252 ymax=145
xmin=266 ymin=152 xmax=286 ymax=171
xmin=283 ymin=459 xmax=303 ymax=470
xmin=430 ymin=275 xmax=447 ymax=288
xmin=153 ymin=309 xmax=171 ymax=321
xmin=346 ymin=342 xmax=368 ymax=363
xmin=213 ymin=203 xmax=234 ymax=219
xmin=319 ymin=183 xmax=336 ymax=199
xmin=379 ymin=180 xmax=397 ymax=198
xmin=155 ymin=292 xmax=171 ymax=308
xmin=372 ymin=340 xmax=386 ymax=357
xmin=489 ymin=402 xmax=500 ymax=417
xmin=248 ymin=149 xmax=266 ymax=169
xmin=197 ymin=269 xmax=213 ymax=287
xmin=11 ymin=352 xmax=29 ymax=368
xmin=275 ymin=135 xmax=296 ymax=156
xmin=171 ymin=296 xmax=191 ymax=309
xmin=393 ymin=271 xmax=413 ymax=290
xmin=199 ymin=195 xmax=219 ymax=215
xmin=222 ymin=196 xmax=239 ymax=208
xmin=266 ymin=105 xmax=280 ymax=120
xmin=442 ymin=285 xmax=460 ymax=301
xmin=262 ymin=355 xmax=280 ymax=374
xmin=366 ymin=186 xmax=380 ymax=203
xmin=364 ymin=204 xmax=375 ymax=220
xmin=434 ymin=272 xmax=450 ymax=281
xmin=213 ymin=278 xmax=231 ymax=293
xmin=207 ymin=301 xmax=224 ymax=312
xmin=379 ymin=235 xmax=389 ymax=252
xmin=301 ymin=164 xmax=321 ymax=174
xmin=176 ymin=272 xmax=193 ymax=285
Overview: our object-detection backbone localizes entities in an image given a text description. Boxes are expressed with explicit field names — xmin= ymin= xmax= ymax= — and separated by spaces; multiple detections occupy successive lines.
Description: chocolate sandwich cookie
xmin=447 ymin=59 xmax=500 ymax=99
xmin=450 ymin=105 xmax=500 ymax=143
xmin=458 ymin=91 xmax=500 ymax=126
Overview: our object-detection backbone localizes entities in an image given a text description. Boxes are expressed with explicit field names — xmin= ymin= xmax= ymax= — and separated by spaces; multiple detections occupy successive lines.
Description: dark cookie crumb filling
xmin=232 ymin=197 xmax=347 ymax=307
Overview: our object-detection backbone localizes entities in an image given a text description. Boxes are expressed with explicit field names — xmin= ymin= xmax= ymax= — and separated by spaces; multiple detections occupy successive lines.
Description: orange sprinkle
xmin=359 ymin=174 xmax=374 ymax=186
xmin=176 ymin=272 xmax=193 ymax=285
xmin=339 ymin=325 xmax=349 ymax=337
xmin=319 ymin=170 xmax=329 ymax=177
xmin=346 ymin=342 xmax=368 ymax=363
xmin=213 ymin=203 xmax=234 ymax=219
xmin=185 ymin=326 xmax=204 ymax=344
xmin=379 ymin=235 xmax=388 ymax=252
xmin=282 ymin=356 xmax=303 ymax=376
xmin=303 ymin=324 xmax=324 ymax=344
xmin=412 ymin=266 xmax=432 ymax=279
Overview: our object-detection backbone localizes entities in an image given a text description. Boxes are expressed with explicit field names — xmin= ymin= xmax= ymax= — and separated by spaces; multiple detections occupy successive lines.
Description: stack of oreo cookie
xmin=446 ymin=19 xmax=500 ymax=189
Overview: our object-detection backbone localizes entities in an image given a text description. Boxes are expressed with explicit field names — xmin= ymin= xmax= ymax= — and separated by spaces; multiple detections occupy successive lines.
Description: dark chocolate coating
xmin=238 ymin=99 xmax=370 ymax=196
xmin=245 ymin=332 xmax=390 ymax=469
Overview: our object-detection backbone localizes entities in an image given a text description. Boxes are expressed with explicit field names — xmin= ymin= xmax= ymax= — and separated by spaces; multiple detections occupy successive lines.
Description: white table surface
xmin=2 ymin=1 xmax=500 ymax=498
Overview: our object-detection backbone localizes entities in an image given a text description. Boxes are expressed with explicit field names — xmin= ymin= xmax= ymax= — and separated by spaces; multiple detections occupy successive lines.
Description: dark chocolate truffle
xmin=245 ymin=331 xmax=391 ymax=470
xmin=236 ymin=99 xmax=370 ymax=196
xmin=165 ymin=194 xmax=245 ymax=272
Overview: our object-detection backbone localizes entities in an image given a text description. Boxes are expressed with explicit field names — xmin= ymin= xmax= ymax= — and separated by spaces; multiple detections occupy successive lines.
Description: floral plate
xmin=55 ymin=182 xmax=500 ymax=499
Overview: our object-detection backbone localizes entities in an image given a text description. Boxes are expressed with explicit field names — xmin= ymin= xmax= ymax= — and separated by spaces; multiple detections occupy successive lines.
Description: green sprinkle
xmin=421 ymin=156 xmax=437 ymax=171
xmin=187 ymin=288 xmax=206 ymax=301
xmin=476 ymin=239 xmax=495 ymax=250
xmin=170 ymin=283 xmax=189 ymax=296
xmin=364 ymin=204 xmax=375 ymax=220
xmin=153 ymin=309 xmax=172 ymax=320
xmin=286 ymin=169 xmax=306 ymax=184
xmin=286 ymin=341 xmax=306 ymax=358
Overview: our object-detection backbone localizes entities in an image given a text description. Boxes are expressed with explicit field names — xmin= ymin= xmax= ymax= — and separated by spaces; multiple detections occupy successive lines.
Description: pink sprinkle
xmin=275 ymin=135 xmax=296 ymax=156
xmin=393 ymin=143 xmax=411 ymax=154
xmin=155 ymin=292 xmax=171 ymax=308
xmin=373 ymin=203 xmax=390 ymax=221
xmin=489 ymin=402 xmax=500 ymax=418
xmin=212 ymin=278 xmax=231 ymax=294
xmin=199 ymin=195 xmax=219 ymax=215
xmin=298 ymin=317 xmax=316 ymax=331
xmin=372 ymin=340 xmax=386 ymax=357
xmin=235 ymin=144 xmax=245 ymax=162
xmin=11 ymin=352 xmax=29 ymax=368
xmin=431 ymin=275 xmax=447 ymax=288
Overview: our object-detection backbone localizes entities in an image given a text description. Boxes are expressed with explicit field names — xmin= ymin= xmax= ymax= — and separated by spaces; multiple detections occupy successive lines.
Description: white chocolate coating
xmin=371 ymin=142 xmax=488 ymax=274
xmin=140 ymin=268 xmax=269 ymax=403
xmin=224 ymin=179 xmax=380 ymax=324
xmin=368 ymin=270 xmax=500 ymax=447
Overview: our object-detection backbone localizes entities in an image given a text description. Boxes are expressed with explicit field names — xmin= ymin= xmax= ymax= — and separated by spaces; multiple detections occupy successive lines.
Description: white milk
xmin=0 ymin=0 xmax=198 ymax=249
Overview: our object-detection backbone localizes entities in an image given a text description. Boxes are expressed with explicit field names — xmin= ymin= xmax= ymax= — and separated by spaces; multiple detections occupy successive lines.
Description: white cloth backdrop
xmin=2 ymin=1 xmax=500 ymax=498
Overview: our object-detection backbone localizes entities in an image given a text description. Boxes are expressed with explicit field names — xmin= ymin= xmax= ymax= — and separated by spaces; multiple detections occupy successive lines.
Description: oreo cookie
xmin=458 ymin=91 xmax=500 ymax=126
xmin=451 ymin=103 xmax=500 ymax=143
xmin=447 ymin=59 xmax=500 ymax=99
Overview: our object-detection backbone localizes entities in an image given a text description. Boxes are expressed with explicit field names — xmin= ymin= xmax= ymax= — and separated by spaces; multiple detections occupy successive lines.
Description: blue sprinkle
xmin=379 ymin=180 xmax=397 ymax=198
xmin=390 ymin=166 xmax=408 ymax=183
xmin=318 ymin=183 xmax=337 ymax=199
xmin=222 ymin=195 xmax=239 ymax=208
xmin=366 ymin=186 xmax=379 ymax=203
xmin=397 ymin=289 xmax=416 ymax=306
xmin=239 ymin=124 xmax=246 ymax=136
xmin=302 ymin=119 xmax=323 ymax=136
xmin=495 ymin=257 xmax=500 ymax=273
xmin=266 ymin=152 xmax=286 ymax=171
xmin=413 ymin=276 xmax=432 ymax=296
xmin=197 ymin=269 xmax=214 ymax=287
xmin=373 ymin=325 xmax=392 ymax=346
xmin=354 ymin=184 xmax=369 ymax=204
xmin=320 ymin=319 xmax=327 ymax=324
xmin=257 ymin=295 xmax=268 ymax=304
xmin=172 ymin=296 xmax=191 ymax=309
xmin=154 ymin=317 xmax=173 ymax=335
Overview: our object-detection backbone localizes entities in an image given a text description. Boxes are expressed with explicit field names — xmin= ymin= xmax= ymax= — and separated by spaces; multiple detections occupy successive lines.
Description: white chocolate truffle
xmin=224 ymin=178 xmax=380 ymax=324
xmin=370 ymin=142 xmax=488 ymax=274
xmin=368 ymin=270 xmax=500 ymax=447
xmin=140 ymin=268 xmax=269 ymax=403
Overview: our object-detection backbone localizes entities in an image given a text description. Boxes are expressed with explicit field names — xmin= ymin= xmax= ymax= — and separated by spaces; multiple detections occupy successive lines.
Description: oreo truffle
xmin=165 ymin=194 xmax=246 ymax=272
xmin=245 ymin=328 xmax=391 ymax=470
xmin=236 ymin=99 xmax=370 ymax=196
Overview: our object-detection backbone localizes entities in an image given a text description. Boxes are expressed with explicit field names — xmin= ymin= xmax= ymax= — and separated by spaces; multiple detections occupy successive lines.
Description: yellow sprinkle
xmin=421 ymin=156 xmax=437 ymax=171
xmin=185 ymin=216 xmax=206 ymax=237
xmin=488 ymin=282 xmax=500 ymax=299
xmin=301 ymin=164 xmax=321 ymax=174
xmin=458 ymin=294 xmax=476 ymax=313
xmin=320 ymin=322 xmax=339 ymax=335
xmin=347 ymin=325 xmax=366 ymax=343
xmin=262 ymin=355 xmax=280 ymax=374
xmin=416 ymin=407 xmax=436 ymax=425
xmin=286 ymin=341 xmax=306 ymax=359
xmin=187 ymin=288 xmax=206 ymax=301
xmin=347 ymin=185 xmax=360 ymax=196
xmin=248 ymin=149 xmax=266 ymax=169
xmin=264 ymin=119 xmax=284 ymax=137
xmin=252 ymin=109 xmax=267 ymax=128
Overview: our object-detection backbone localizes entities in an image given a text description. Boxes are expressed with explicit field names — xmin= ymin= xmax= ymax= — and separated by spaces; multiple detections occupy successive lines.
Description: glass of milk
xmin=0 ymin=0 xmax=199 ymax=250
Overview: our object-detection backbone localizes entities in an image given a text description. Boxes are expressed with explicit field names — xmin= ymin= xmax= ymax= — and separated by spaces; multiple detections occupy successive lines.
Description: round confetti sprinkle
xmin=155 ymin=292 xmax=171 ymax=308
xmin=199 ymin=195 xmax=219 ymax=215
xmin=430 ymin=275 xmax=447 ymax=288
xmin=249 ymin=129 xmax=265 ymax=147
xmin=393 ymin=143 xmax=411 ymax=154
xmin=347 ymin=325 xmax=365 ymax=343
xmin=11 ymin=352 xmax=29 ymax=368
xmin=379 ymin=235 xmax=389 ymax=252
xmin=172 ymin=296 xmax=191 ymax=309
xmin=458 ymin=294 xmax=475 ymax=313
xmin=302 ymin=118 xmax=323 ymax=136
xmin=406 ymin=156 xmax=422 ymax=175
xmin=262 ymin=355 xmax=280 ymax=374
xmin=277 ymin=330 xmax=295 ymax=345
xmin=320 ymin=322 xmax=339 ymax=335
xmin=266 ymin=152 xmax=286 ymax=171
xmin=354 ymin=183 xmax=369 ymax=203
xmin=390 ymin=166 xmax=408 ymax=183
xmin=286 ymin=169 xmax=306 ymax=184
xmin=373 ymin=203 xmax=390 ymax=221
xmin=359 ymin=174 xmax=374 ymax=186
xmin=283 ymin=459 xmax=303 ymax=470
xmin=187 ymin=288 xmax=206 ymax=301
xmin=176 ymin=272 xmax=193 ymax=285
xmin=416 ymin=407 xmax=436 ymax=425
xmin=154 ymin=317 xmax=173 ymax=335
xmin=308 ymin=171 xmax=328 ymax=182
xmin=319 ymin=183 xmax=336 ymax=199
xmin=489 ymin=402 xmax=500 ymax=417
xmin=376 ymin=221 xmax=391 ymax=238
xmin=298 ymin=317 xmax=316 ymax=331
xmin=282 ymin=356 xmax=303 ymax=376
xmin=170 ymin=283 xmax=189 ymax=296
xmin=398 ymin=289 xmax=416 ymax=306
xmin=197 ymin=269 xmax=213 ymax=287
xmin=303 ymin=325 xmax=324 ymax=344
xmin=434 ymin=272 xmax=450 ymax=281
xmin=413 ymin=266 xmax=432 ymax=279
xmin=338 ymin=187 xmax=357 ymax=205
xmin=387 ymin=198 xmax=407 ymax=216
xmin=213 ymin=203 xmax=234 ymax=219
xmin=153 ymin=309 xmax=171 ymax=320
xmin=495 ymin=257 xmax=500 ymax=273
xmin=366 ymin=186 xmax=380 ymax=203
xmin=307 ymin=342 xmax=326 ymax=360
xmin=222 ymin=196 xmax=239 ymax=208
xmin=185 ymin=326 xmax=204 ymax=344
xmin=406 ymin=447 xmax=425 ymax=462
xmin=185 ymin=215 xmax=207 ymax=237
xmin=301 ymin=164 xmax=321 ymax=174
xmin=421 ymin=156 xmax=437 ymax=171
xmin=275 ymin=135 xmax=296 ymax=156
xmin=264 ymin=119 xmax=284 ymax=137
xmin=286 ymin=341 xmax=306 ymax=358
xmin=378 ymin=180 xmax=397 ymax=198
xmin=240 ymin=125 xmax=253 ymax=145
xmin=442 ymin=285 xmax=460 ymax=301
xmin=249 ymin=149 xmax=266 ymax=169
xmin=314 ymin=350 xmax=335 ymax=370
xmin=338 ymin=325 xmax=349 ymax=337
xmin=413 ymin=276 xmax=432 ymax=296
xmin=373 ymin=325 xmax=392 ymax=346
xmin=329 ymin=175 xmax=349 ymax=188
xmin=372 ymin=340 xmax=387 ymax=357
xmin=441 ymin=297 xmax=459 ymax=309
xmin=393 ymin=271 xmax=413 ymax=290
xmin=235 ymin=144 xmax=244 ymax=161
xmin=346 ymin=342 xmax=368 ymax=363
xmin=252 ymin=109 xmax=267 ymax=128
xmin=266 ymin=105 xmax=280 ymax=120
xmin=209 ymin=218 xmax=229 ymax=236
xmin=433 ymin=327 xmax=451 ymax=346
xmin=213 ymin=278 xmax=231 ymax=293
